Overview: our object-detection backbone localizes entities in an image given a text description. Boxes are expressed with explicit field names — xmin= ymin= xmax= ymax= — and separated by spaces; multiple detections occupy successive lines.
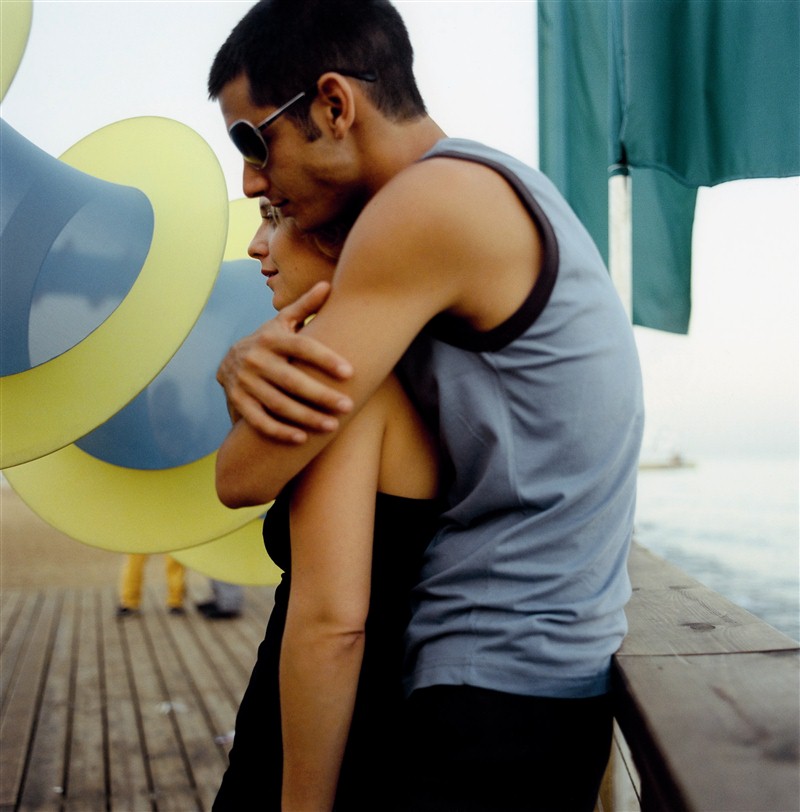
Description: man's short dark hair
xmin=208 ymin=0 xmax=427 ymax=133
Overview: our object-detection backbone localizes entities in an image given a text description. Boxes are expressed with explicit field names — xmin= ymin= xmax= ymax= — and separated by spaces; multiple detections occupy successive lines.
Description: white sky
xmin=2 ymin=0 xmax=797 ymax=461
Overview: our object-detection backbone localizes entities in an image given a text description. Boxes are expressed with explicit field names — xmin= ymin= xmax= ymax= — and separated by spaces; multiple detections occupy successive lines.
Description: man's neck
xmin=360 ymin=114 xmax=448 ymax=197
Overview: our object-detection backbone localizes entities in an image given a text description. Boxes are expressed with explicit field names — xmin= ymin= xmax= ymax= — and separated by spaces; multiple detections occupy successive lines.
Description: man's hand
xmin=217 ymin=282 xmax=354 ymax=443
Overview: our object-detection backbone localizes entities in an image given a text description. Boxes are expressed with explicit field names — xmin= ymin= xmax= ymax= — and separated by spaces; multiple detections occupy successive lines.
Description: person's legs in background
xmin=117 ymin=553 xmax=148 ymax=617
xmin=165 ymin=555 xmax=186 ymax=615
xmin=212 ymin=580 xmax=243 ymax=616
xmin=197 ymin=578 xmax=243 ymax=620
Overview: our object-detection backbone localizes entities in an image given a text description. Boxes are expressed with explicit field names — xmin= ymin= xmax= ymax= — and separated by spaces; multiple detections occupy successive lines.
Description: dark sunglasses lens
xmin=229 ymin=122 xmax=267 ymax=167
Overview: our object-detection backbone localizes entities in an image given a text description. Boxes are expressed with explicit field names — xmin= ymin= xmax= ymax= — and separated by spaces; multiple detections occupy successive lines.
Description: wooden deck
xmin=2 ymin=544 xmax=798 ymax=811
xmin=0 ymin=578 xmax=276 ymax=812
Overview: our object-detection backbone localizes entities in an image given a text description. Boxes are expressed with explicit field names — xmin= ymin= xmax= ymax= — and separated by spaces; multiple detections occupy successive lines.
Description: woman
xmin=213 ymin=200 xmax=440 ymax=811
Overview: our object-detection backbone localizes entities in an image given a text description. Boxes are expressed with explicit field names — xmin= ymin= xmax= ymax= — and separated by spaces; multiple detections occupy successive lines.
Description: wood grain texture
xmin=0 ymin=579 xmax=275 ymax=812
xmin=614 ymin=543 xmax=800 ymax=812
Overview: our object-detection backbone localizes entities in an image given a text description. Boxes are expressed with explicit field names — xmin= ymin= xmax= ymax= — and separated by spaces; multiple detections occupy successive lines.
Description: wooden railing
xmin=599 ymin=542 xmax=800 ymax=811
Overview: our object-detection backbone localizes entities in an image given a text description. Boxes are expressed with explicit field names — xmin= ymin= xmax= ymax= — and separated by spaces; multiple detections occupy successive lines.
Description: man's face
xmin=219 ymin=73 xmax=356 ymax=233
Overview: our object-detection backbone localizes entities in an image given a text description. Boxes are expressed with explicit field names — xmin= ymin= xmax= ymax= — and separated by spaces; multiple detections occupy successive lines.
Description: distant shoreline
xmin=639 ymin=453 xmax=696 ymax=471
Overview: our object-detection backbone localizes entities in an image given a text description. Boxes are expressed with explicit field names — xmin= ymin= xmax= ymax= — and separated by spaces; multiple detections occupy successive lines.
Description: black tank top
xmin=263 ymin=483 xmax=440 ymax=808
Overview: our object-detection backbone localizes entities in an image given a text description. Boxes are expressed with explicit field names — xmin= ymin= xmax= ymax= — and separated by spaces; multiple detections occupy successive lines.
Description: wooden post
xmin=611 ymin=543 xmax=800 ymax=811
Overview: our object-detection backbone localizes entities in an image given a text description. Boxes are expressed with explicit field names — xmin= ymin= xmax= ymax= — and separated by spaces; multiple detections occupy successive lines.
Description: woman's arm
xmin=279 ymin=391 xmax=386 ymax=811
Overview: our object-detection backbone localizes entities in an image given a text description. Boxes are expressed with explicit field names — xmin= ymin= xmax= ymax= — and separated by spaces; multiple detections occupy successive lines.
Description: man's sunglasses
xmin=228 ymin=71 xmax=377 ymax=169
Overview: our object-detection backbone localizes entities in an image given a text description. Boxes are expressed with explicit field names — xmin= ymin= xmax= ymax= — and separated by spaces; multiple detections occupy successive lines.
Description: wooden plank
xmin=612 ymin=724 xmax=641 ymax=806
xmin=200 ymin=616 xmax=262 ymax=688
xmin=622 ymin=543 xmax=797 ymax=656
xmin=627 ymin=543 xmax=703 ymax=591
xmin=146 ymin=593 xmax=231 ymax=811
xmin=16 ymin=589 xmax=76 ymax=811
xmin=597 ymin=723 xmax=641 ymax=812
xmin=175 ymin=612 xmax=253 ymax=716
xmin=0 ymin=582 xmax=277 ymax=811
xmin=98 ymin=586 xmax=154 ymax=812
xmin=63 ymin=590 xmax=107 ymax=811
xmin=0 ymin=591 xmax=59 ymax=811
xmin=0 ymin=590 xmax=25 ymax=650
xmin=241 ymin=584 xmax=276 ymax=618
xmin=614 ymin=650 xmax=800 ymax=812
xmin=161 ymin=604 xmax=242 ymax=758
xmin=237 ymin=585 xmax=277 ymax=639
xmin=621 ymin=584 xmax=797 ymax=656
xmin=118 ymin=590 xmax=200 ymax=812
xmin=161 ymin=576 xmax=272 ymax=665
xmin=0 ymin=592 xmax=42 ymax=716
xmin=616 ymin=542 xmax=800 ymax=811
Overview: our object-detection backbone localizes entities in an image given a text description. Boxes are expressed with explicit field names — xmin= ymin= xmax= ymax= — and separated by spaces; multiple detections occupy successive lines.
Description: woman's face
xmin=248 ymin=198 xmax=336 ymax=311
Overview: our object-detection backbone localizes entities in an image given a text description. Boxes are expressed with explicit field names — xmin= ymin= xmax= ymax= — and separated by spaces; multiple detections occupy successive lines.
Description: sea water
xmin=634 ymin=455 xmax=799 ymax=641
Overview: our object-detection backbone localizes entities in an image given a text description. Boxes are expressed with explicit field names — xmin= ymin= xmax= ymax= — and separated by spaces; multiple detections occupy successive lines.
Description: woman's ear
xmin=314 ymin=72 xmax=357 ymax=137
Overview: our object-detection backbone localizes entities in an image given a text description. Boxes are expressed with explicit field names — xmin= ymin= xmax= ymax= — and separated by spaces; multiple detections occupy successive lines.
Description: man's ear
xmin=314 ymin=72 xmax=357 ymax=137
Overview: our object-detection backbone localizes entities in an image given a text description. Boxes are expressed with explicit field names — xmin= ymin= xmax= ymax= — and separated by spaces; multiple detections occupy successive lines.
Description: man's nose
xmin=242 ymin=162 xmax=270 ymax=199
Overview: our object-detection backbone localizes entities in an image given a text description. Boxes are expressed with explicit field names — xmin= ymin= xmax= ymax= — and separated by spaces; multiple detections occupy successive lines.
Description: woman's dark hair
xmin=208 ymin=0 xmax=426 ymax=135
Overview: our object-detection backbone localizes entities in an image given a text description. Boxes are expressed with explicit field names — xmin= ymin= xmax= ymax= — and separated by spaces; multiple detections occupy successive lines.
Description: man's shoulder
xmin=386 ymin=142 xmax=511 ymax=193
xmin=360 ymin=145 xmax=527 ymax=241
xmin=340 ymin=140 xmax=545 ymax=333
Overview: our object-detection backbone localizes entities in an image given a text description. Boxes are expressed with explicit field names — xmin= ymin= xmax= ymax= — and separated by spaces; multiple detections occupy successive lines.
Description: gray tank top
xmin=397 ymin=138 xmax=644 ymax=699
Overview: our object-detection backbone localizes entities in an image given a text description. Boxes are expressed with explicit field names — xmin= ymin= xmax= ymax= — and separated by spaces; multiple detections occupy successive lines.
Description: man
xmin=209 ymin=1 xmax=644 ymax=809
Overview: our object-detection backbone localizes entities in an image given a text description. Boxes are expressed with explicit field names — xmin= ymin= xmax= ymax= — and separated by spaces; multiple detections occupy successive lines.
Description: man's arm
xmin=215 ymin=157 xmax=542 ymax=505
xmin=214 ymin=232 xmax=445 ymax=504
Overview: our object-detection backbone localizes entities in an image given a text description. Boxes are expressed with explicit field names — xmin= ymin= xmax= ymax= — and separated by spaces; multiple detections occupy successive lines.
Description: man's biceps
xmin=310 ymin=303 xmax=421 ymax=364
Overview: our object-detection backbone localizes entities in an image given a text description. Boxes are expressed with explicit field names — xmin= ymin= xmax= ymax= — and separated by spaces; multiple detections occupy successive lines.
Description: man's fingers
xmin=242 ymin=365 xmax=349 ymax=430
xmin=217 ymin=301 xmax=355 ymax=440
xmin=236 ymin=398 xmax=310 ymax=445
xmin=283 ymin=281 xmax=331 ymax=324
xmin=239 ymin=335 xmax=353 ymax=416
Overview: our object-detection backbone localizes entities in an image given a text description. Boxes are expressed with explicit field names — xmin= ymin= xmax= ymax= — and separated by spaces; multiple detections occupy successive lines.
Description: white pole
xmin=609 ymin=172 xmax=633 ymax=320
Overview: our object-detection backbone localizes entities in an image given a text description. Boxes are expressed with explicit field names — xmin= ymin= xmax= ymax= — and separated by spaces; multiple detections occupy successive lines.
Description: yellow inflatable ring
xmin=1 ymin=117 xmax=228 ymax=468
xmin=172 ymin=518 xmax=282 ymax=586
xmin=4 ymin=198 xmax=269 ymax=553
xmin=0 ymin=0 xmax=32 ymax=101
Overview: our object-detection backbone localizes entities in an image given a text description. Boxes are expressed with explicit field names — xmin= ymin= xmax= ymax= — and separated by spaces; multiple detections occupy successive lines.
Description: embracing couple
xmin=208 ymin=2 xmax=644 ymax=810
